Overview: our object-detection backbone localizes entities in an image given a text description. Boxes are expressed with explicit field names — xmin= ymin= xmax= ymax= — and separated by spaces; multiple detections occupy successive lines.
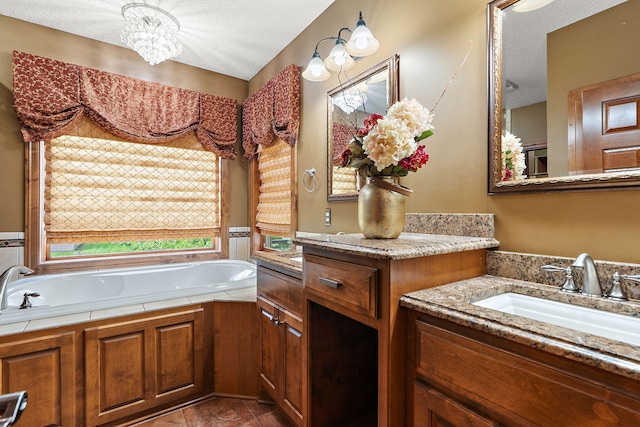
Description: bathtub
xmin=1 ymin=260 xmax=256 ymax=325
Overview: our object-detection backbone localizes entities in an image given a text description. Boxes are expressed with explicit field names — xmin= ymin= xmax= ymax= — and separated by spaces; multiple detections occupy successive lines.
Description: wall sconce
xmin=302 ymin=11 xmax=380 ymax=82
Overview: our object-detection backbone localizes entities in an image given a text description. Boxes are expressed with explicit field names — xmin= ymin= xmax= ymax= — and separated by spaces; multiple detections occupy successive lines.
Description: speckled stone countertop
xmin=293 ymin=232 xmax=499 ymax=260
xmin=401 ymin=276 xmax=640 ymax=381
xmin=252 ymin=250 xmax=303 ymax=274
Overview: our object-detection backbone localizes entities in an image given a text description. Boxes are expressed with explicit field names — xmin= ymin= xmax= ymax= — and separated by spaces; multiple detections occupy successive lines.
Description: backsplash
xmin=404 ymin=213 xmax=495 ymax=238
xmin=0 ymin=232 xmax=25 ymax=275
xmin=487 ymin=251 xmax=640 ymax=301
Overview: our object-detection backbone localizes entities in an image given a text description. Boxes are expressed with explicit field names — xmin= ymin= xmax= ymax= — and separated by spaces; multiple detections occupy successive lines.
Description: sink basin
xmin=473 ymin=293 xmax=640 ymax=346
xmin=290 ymin=256 xmax=303 ymax=263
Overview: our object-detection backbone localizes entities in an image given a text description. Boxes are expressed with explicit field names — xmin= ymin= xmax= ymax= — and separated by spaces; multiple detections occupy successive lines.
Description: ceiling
xmin=0 ymin=0 xmax=335 ymax=81
xmin=502 ymin=0 xmax=627 ymax=110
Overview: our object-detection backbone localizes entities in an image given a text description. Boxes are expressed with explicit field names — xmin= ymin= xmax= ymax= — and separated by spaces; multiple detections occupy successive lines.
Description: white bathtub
xmin=1 ymin=260 xmax=256 ymax=325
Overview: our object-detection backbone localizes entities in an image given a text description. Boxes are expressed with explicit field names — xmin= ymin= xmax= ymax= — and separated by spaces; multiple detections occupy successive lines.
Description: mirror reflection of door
xmin=569 ymin=73 xmax=640 ymax=175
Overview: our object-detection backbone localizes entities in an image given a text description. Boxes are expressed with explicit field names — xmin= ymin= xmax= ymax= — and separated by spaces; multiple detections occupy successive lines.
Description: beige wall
xmin=0 ymin=15 xmax=249 ymax=231
xmin=511 ymin=102 xmax=546 ymax=146
xmin=250 ymin=0 xmax=640 ymax=264
xmin=3 ymin=1 xmax=640 ymax=265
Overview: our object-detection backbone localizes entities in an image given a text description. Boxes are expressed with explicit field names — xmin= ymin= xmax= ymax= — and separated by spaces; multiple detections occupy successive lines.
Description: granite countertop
xmin=401 ymin=276 xmax=640 ymax=381
xmin=293 ymin=232 xmax=499 ymax=260
xmin=252 ymin=250 xmax=303 ymax=274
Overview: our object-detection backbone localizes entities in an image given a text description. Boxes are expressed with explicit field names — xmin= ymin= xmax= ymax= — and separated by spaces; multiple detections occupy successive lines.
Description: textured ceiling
xmin=502 ymin=0 xmax=627 ymax=110
xmin=0 ymin=0 xmax=335 ymax=81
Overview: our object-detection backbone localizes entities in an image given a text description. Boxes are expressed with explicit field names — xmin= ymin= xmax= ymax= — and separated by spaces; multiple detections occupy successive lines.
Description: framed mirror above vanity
xmin=327 ymin=55 xmax=399 ymax=201
xmin=488 ymin=0 xmax=640 ymax=193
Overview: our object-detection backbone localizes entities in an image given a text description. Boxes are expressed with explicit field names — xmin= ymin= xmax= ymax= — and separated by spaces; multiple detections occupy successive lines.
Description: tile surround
xmin=0 ymin=232 xmax=25 ymax=279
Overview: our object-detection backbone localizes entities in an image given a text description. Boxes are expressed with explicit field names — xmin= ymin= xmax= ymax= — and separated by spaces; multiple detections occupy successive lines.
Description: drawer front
xmin=415 ymin=319 xmax=640 ymax=426
xmin=258 ymin=266 xmax=303 ymax=315
xmin=304 ymin=254 xmax=378 ymax=318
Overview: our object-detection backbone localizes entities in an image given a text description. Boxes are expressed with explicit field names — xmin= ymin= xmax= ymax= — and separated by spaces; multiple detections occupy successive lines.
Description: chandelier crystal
xmin=121 ymin=3 xmax=182 ymax=66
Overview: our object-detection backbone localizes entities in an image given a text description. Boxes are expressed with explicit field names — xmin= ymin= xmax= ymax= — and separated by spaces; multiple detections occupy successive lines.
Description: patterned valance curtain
xmin=242 ymin=64 xmax=300 ymax=158
xmin=12 ymin=51 xmax=238 ymax=158
xmin=332 ymin=122 xmax=353 ymax=164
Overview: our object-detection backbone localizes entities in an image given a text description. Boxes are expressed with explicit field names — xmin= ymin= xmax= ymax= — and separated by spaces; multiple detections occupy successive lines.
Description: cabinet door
xmin=280 ymin=308 xmax=303 ymax=425
xmin=413 ymin=382 xmax=497 ymax=427
xmin=85 ymin=308 xmax=204 ymax=426
xmin=0 ymin=332 xmax=77 ymax=427
xmin=258 ymin=297 xmax=279 ymax=400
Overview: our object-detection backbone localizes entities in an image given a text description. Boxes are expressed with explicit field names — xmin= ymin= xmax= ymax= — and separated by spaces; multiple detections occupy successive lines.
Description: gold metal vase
xmin=358 ymin=176 xmax=412 ymax=239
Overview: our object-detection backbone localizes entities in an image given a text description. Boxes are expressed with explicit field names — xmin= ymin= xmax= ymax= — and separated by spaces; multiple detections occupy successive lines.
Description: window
xmin=250 ymin=138 xmax=297 ymax=253
xmin=26 ymin=118 xmax=228 ymax=273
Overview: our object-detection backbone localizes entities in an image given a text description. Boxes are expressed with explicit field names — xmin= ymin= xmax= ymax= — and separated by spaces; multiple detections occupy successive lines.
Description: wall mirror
xmin=327 ymin=55 xmax=399 ymax=201
xmin=488 ymin=0 xmax=640 ymax=193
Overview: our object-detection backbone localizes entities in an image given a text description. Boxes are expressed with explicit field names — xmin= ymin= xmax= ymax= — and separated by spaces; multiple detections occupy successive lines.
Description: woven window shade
xmin=45 ymin=119 xmax=220 ymax=244
xmin=331 ymin=166 xmax=358 ymax=194
xmin=256 ymin=140 xmax=292 ymax=236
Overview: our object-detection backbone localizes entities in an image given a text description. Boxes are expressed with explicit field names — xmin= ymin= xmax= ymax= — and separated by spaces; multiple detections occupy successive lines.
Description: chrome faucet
xmin=0 ymin=266 xmax=34 ymax=311
xmin=571 ymin=253 xmax=602 ymax=296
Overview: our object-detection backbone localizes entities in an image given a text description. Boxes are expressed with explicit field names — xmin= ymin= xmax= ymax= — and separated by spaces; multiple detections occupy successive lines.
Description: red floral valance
xmin=12 ymin=51 xmax=238 ymax=158
xmin=242 ymin=64 xmax=300 ymax=159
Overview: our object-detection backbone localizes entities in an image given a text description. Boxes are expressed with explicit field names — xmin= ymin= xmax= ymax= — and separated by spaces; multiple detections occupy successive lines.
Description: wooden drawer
xmin=304 ymin=254 xmax=378 ymax=319
xmin=258 ymin=265 xmax=303 ymax=316
xmin=415 ymin=318 xmax=640 ymax=426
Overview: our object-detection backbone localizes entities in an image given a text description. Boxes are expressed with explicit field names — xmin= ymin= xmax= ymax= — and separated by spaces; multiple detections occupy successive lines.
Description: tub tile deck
xmin=128 ymin=397 xmax=293 ymax=427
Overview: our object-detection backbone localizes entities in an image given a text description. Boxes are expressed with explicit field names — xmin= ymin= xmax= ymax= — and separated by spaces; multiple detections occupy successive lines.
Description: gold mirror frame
xmin=327 ymin=55 xmax=399 ymax=202
xmin=488 ymin=0 xmax=640 ymax=193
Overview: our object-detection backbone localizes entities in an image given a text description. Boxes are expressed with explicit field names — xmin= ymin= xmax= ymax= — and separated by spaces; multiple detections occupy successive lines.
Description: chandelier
xmin=332 ymin=91 xmax=368 ymax=114
xmin=121 ymin=3 xmax=182 ymax=65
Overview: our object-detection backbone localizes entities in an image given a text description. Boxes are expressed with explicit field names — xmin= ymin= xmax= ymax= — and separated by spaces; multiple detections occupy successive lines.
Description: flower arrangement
xmin=501 ymin=131 xmax=527 ymax=181
xmin=337 ymin=98 xmax=434 ymax=178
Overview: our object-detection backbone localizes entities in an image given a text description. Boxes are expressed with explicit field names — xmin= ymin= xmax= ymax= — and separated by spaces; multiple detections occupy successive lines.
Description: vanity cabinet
xmin=301 ymin=245 xmax=488 ymax=427
xmin=407 ymin=312 xmax=640 ymax=426
xmin=257 ymin=264 xmax=304 ymax=426
xmin=0 ymin=330 xmax=78 ymax=426
xmin=84 ymin=307 xmax=205 ymax=426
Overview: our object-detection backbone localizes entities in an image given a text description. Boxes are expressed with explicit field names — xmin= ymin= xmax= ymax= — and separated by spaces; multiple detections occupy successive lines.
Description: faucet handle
xmin=540 ymin=265 xmax=579 ymax=293
xmin=608 ymin=272 xmax=640 ymax=301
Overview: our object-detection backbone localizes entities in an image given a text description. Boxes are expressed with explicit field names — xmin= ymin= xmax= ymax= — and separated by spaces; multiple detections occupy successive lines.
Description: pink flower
xmin=338 ymin=148 xmax=352 ymax=167
xmin=398 ymin=145 xmax=430 ymax=172
xmin=357 ymin=113 xmax=383 ymax=137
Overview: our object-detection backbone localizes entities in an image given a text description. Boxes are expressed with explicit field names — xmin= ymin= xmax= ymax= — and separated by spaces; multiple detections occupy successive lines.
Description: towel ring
xmin=302 ymin=168 xmax=317 ymax=193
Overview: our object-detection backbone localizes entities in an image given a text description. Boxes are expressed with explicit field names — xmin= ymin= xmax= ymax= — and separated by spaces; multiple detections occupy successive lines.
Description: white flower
xmin=386 ymin=98 xmax=434 ymax=137
xmin=361 ymin=98 xmax=433 ymax=171
xmin=502 ymin=131 xmax=527 ymax=180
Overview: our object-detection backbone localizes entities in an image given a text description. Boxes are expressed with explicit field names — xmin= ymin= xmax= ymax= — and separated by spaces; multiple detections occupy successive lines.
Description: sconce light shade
xmin=324 ymin=39 xmax=356 ymax=72
xmin=512 ymin=0 xmax=554 ymax=12
xmin=345 ymin=13 xmax=380 ymax=57
xmin=302 ymin=52 xmax=331 ymax=81
xmin=302 ymin=11 xmax=378 ymax=82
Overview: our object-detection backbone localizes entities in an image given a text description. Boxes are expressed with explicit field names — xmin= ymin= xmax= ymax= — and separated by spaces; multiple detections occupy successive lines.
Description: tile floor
xmin=128 ymin=397 xmax=294 ymax=427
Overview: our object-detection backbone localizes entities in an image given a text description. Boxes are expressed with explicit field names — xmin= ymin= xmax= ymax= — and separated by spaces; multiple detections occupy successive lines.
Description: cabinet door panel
xmin=413 ymin=382 xmax=496 ymax=427
xmin=258 ymin=297 xmax=279 ymax=399
xmin=0 ymin=332 xmax=76 ymax=427
xmin=156 ymin=322 xmax=196 ymax=395
xmin=99 ymin=331 xmax=147 ymax=411
xmin=281 ymin=310 xmax=303 ymax=423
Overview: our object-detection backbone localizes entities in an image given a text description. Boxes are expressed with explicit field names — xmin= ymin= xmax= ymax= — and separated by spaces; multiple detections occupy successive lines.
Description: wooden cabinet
xmin=408 ymin=313 xmax=640 ymax=426
xmin=0 ymin=331 xmax=78 ymax=426
xmin=303 ymin=248 xmax=487 ymax=427
xmin=84 ymin=308 xmax=205 ymax=426
xmin=257 ymin=265 xmax=304 ymax=426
